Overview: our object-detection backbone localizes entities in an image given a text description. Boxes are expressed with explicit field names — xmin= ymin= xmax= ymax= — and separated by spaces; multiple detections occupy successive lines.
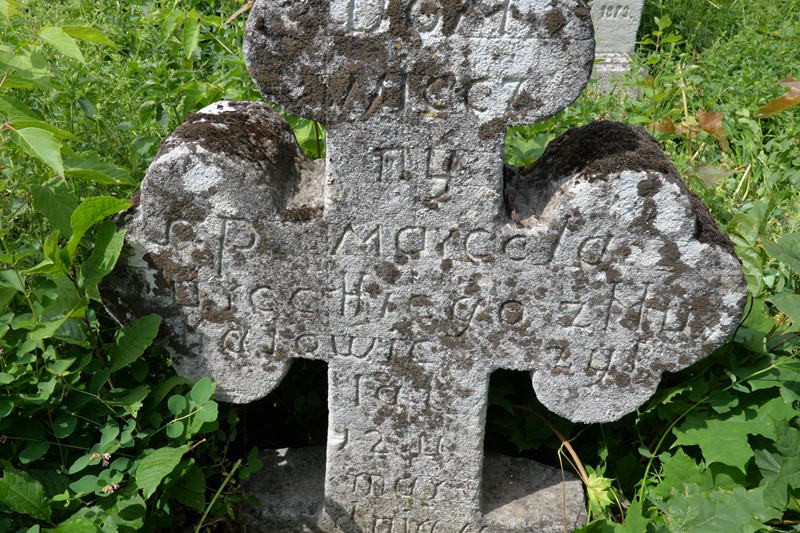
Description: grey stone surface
xmin=589 ymin=0 xmax=644 ymax=89
xmin=246 ymin=447 xmax=586 ymax=532
xmin=102 ymin=0 xmax=747 ymax=529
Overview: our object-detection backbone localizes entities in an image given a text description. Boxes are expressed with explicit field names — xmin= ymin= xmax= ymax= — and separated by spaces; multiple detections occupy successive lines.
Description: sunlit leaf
xmin=61 ymin=25 xmax=115 ymax=47
xmin=109 ymin=314 xmax=161 ymax=372
xmin=9 ymin=127 xmax=64 ymax=175
xmin=182 ymin=17 xmax=199 ymax=59
xmin=39 ymin=26 xmax=84 ymax=62
xmin=762 ymin=233 xmax=800 ymax=273
xmin=135 ymin=445 xmax=188 ymax=499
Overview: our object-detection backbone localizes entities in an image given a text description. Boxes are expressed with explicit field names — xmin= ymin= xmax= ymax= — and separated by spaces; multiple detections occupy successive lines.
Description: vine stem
xmin=194 ymin=458 xmax=241 ymax=533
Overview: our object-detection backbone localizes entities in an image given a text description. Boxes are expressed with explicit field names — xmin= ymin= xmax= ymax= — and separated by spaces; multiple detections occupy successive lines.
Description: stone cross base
xmin=245 ymin=447 xmax=586 ymax=532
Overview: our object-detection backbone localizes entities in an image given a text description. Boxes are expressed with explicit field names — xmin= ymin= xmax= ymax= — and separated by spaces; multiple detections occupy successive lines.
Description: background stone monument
xmin=589 ymin=0 xmax=645 ymax=90
xmin=102 ymin=0 xmax=746 ymax=530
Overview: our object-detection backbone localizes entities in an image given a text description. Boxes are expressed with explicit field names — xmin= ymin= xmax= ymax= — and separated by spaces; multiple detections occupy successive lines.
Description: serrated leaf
xmin=673 ymin=410 xmax=774 ymax=472
xmin=10 ymin=127 xmax=64 ymax=175
xmin=61 ymin=25 xmax=114 ymax=47
xmin=104 ymin=385 xmax=149 ymax=417
xmin=108 ymin=314 xmax=161 ymax=372
xmin=657 ymin=484 xmax=776 ymax=532
xmin=135 ymin=445 xmax=188 ymax=499
xmin=0 ymin=95 xmax=40 ymax=120
xmin=182 ymin=17 xmax=199 ymax=59
xmin=30 ymin=180 xmax=77 ymax=236
xmin=651 ymin=449 xmax=713 ymax=500
xmin=7 ymin=119 xmax=79 ymax=141
xmin=67 ymin=196 xmax=131 ymax=257
xmin=763 ymin=233 xmax=800 ymax=273
xmin=757 ymin=422 xmax=800 ymax=509
xmin=79 ymin=222 xmax=125 ymax=288
xmin=39 ymin=26 xmax=84 ymax=62
xmin=64 ymin=154 xmax=135 ymax=185
xmin=43 ymin=517 xmax=97 ymax=533
xmin=586 ymin=472 xmax=614 ymax=516
xmin=0 ymin=465 xmax=52 ymax=521
xmin=97 ymin=488 xmax=145 ymax=531
xmin=167 ymin=461 xmax=205 ymax=512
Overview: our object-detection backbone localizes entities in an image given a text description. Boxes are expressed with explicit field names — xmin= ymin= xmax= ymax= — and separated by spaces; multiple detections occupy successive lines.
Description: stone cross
xmin=589 ymin=0 xmax=645 ymax=89
xmin=103 ymin=0 xmax=746 ymax=530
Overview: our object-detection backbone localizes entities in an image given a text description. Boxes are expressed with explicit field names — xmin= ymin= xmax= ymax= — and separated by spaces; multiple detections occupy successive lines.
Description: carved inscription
xmin=595 ymin=4 xmax=632 ymax=19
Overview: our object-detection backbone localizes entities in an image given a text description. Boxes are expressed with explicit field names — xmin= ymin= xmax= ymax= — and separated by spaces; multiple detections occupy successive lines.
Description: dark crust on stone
xmin=156 ymin=101 xmax=300 ymax=171
xmin=506 ymin=121 xmax=737 ymax=256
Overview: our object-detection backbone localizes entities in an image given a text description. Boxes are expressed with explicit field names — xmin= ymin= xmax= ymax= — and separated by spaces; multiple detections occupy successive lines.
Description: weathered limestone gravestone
xmin=102 ymin=0 xmax=746 ymax=530
xmin=589 ymin=0 xmax=644 ymax=90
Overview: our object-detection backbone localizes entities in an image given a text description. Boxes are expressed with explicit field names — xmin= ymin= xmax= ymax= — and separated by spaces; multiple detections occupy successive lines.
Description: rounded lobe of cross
xmin=244 ymin=0 xmax=595 ymax=130
xmin=103 ymin=103 xmax=747 ymax=425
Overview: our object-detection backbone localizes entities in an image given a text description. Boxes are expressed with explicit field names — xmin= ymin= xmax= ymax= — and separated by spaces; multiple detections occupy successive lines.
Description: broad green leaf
xmin=68 ymin=455 xmax=91 ymax=475
xmin=68 ymin=475 xmax=98 ymax=496
xmin=166 ymin=461 xmax=205 ymax=512
xmin=78 ymin=222 xmax=125 ymax=288
xmin=28 ymin=314 xmax=70 ymax=341
xmin=0 ymin=399 xmax=13 ymax=418
xmin=67 ymin=196 xmax=130 ymax=257
xmin=770 ymin=294 xmax=800 ymax=331
xmin=182 ymin=17 xmax=199 ymax=59
xmin=97 ymin=488 xmax=145 ymax=531
xmin=0 ymin=270 xmax=24 ymax=291
xmin=0 ymin=465 xmax=51 ymax=521
xmin=61 ymin=25 xmax=114 ymax=47
xmin=763 ymin=234 xmax=800 ymax=273
xmin=135 ymin=445 xmax=188 ymax=499
xmin=0 ymin=95 xmax=40 ymax=120
xmin=39 ymin=26 xmax=84 ymax=62
xmin=64 ymin=154 xmax=135 ymax=185
xmin=727 ymin=213 xmax=759 ymax=247
xmin=190 ymin=377 xmax=214 ymax=404
xmin=43 ymin=517 xmax=97 ymax=533
xmin=104 ymin=385 xmax=149 ymax=417
xmin=657 ymin=484 xmax=777 ymax=532
xmin=151 ymin=375 xmax=193 ymax=406
xmin=7 ymin=119 xmax=79 ymax=141
xmin=19 ymin=441 xmax=49 ymax=464
xmin=30 ymin=180 xmax=77 ymax=236
xmin=756 ymin=422 xmax=800 ymax=509
xmin=0 ymin=373 xmax=13 ymax=384
xmin=168 ymin=395 xmax=186 ymax=416
xmin=10 ymin=127 xmax=64 ymax=175
xmin=108 ymin=314 xmax=161 ymax=372
xmin=53 ymin=414 xmax=78 ymax=439
xmin=673 ymin=409 xmax=774 ymax=472
xmin=651 ymin=449 xmax=713 ymax=500
xmin=166 ymin=420 xmax=184 ymax=439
